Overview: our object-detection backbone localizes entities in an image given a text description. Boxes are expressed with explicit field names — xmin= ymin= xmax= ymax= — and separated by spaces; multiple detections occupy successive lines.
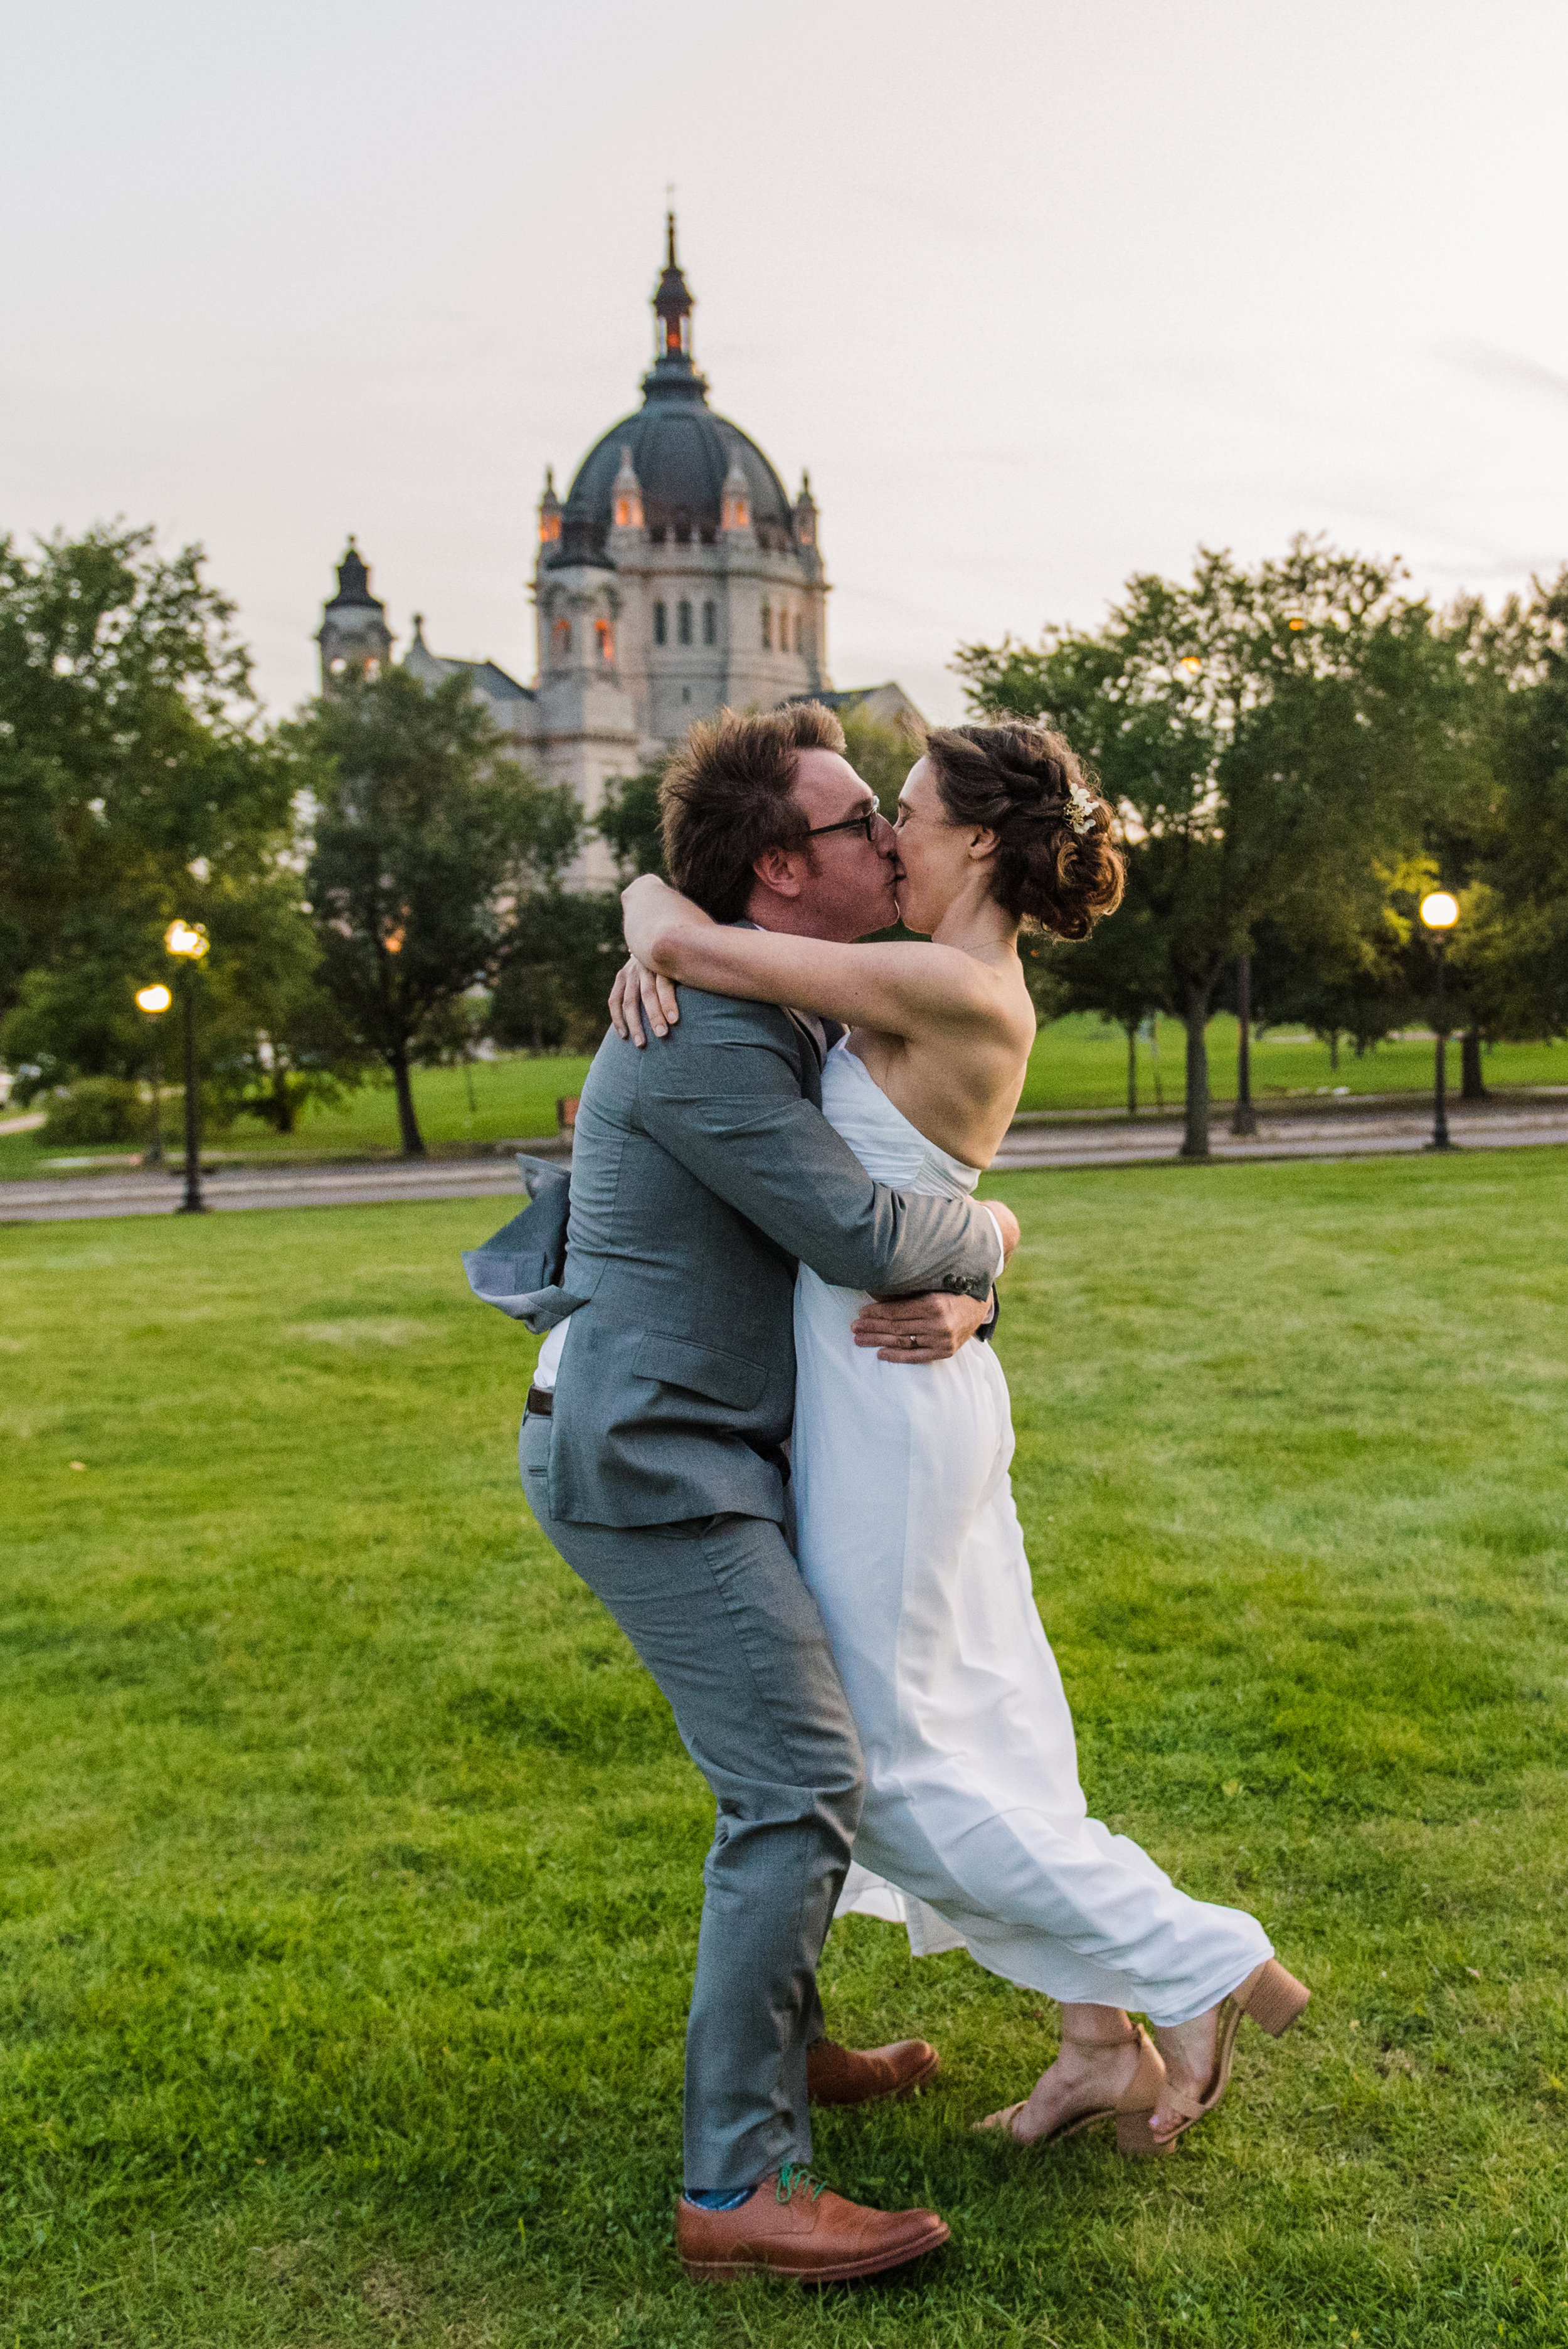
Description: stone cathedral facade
xmin=314 ymin=220 xmax=916 ymax=886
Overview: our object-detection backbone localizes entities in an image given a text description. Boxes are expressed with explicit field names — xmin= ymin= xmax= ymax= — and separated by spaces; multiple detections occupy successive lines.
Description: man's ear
xmin=752 ymin=846 xmax=806 ymax=899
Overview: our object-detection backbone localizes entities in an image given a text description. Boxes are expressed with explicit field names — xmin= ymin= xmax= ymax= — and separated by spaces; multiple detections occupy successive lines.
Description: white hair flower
xmin=1064 ymin=780 xmax=1098 ymax=837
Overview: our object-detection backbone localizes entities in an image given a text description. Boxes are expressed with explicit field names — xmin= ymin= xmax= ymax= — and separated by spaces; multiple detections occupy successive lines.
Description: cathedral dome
xmin=546 ymin=217 xmax=797 ymax=570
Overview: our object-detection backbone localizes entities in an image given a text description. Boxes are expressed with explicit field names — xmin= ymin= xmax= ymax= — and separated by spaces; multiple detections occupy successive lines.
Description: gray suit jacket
xmin=527 ymin=989 xmax=999 ymax=1529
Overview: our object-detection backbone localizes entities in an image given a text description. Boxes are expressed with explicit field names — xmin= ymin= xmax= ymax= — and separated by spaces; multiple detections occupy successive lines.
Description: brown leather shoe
xmin=807 ymin=2035 xmax=941 ymax=2107
xmin=675 ymin=2167 xmax=950 ymax=2283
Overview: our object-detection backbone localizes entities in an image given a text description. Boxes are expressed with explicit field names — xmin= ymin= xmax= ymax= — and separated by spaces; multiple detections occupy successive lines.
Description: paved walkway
xmin=993 ymin=1098 xmax=1568 ymax=1170
xmin=4 ymin=1102 xmax=1567 ymax=1223
xmin=0 ymin=1153 xmax=548 ymax=1224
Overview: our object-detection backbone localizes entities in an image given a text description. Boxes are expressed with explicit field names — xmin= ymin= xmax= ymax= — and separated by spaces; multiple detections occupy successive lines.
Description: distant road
xmin=5 ymin=1101 xmax=1568 ymax=1224
xmin=0 ymin=1155 xmax=541 ymax=1224
xmin=993 ymin=1098 xmax=1568 ymax=1170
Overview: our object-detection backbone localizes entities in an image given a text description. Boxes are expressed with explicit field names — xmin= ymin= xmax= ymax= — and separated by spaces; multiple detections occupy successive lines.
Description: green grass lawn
xmin=3 ymin=1156 xmax=1567 ymax=2345
xmin=6 ymin=1015 xmax=1564 ymax=1182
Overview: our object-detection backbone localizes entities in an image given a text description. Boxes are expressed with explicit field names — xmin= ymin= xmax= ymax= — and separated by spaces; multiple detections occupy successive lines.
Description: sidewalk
xmin=0 ymin=1154 xmax=541 ymax=1224
xmin=3 ymin=1100 xmax=1566 ymax=1223
xmin=993 ymin=1098 xmax=1568 ymax=1170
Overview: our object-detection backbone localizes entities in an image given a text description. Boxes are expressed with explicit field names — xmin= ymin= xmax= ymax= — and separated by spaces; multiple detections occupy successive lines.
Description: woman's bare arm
xmin=620 ymin=874 xmax=1011 ymax=1041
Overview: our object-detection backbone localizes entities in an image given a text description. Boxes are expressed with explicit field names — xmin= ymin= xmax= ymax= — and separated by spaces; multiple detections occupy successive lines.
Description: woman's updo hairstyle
xmin=921 ymin=721 xmax=1124 ymax=940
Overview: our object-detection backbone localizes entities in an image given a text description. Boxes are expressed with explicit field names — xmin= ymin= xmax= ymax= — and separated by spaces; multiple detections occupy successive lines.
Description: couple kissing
xmin=467 ymin=701 xmax=1308 ymax=2286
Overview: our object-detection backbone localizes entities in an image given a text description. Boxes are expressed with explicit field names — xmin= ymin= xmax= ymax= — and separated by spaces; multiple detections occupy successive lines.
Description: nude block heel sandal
xmin=976 ymin=2023 xmax=1172 ymax=2158
xmin=1141 ymin=1959 xmax=1311 ymax=2154
xmin=1239 ymin=1957 xmax=1311 ymax=2039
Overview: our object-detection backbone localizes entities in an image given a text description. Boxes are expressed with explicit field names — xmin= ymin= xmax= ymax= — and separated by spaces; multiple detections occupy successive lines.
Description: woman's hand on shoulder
xmin=608 ymin=950 xmax=681 ymax=1047
xmin=987 ymin=1199 xmax=1020 ymax=1265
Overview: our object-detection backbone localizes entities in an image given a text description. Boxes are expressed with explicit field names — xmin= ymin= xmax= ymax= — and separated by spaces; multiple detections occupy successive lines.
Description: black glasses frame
xmin=805 ymin=806 xmax=881 ymax=845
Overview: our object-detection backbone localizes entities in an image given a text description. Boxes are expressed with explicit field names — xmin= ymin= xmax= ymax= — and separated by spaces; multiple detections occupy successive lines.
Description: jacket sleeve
xmin=633 ymin=990 xmax=999 ymax=1302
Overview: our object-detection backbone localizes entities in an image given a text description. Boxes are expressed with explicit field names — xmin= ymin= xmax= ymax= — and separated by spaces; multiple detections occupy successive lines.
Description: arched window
xmin=761 ymin=603 xmax=771 ymax=650
xmin=595 ymin=618 xmax=615 ymax=664
xmin=654 ymin=601 xmax=667 ymax=646
xmin=794 ymin=613 xmax=803 ymax=654
xmin=678 ymin=600 xmax=692 ymax=645
xmin=703 ymin=600 xmax=716 ymax=645
xmin=553 ymin=617 xmax=572 ymax=660
xmin=363 ymin=657 xmax=380 ymax=679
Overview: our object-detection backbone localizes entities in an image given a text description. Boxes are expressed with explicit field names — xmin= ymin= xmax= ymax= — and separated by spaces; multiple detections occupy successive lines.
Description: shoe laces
xmin=775 ymin=2163 xmax=827 ymax=2204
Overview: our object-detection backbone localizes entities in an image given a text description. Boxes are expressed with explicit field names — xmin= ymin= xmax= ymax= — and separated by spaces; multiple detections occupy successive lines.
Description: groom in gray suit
xmin=510 ymin=703 xmax=1004 ymax=2283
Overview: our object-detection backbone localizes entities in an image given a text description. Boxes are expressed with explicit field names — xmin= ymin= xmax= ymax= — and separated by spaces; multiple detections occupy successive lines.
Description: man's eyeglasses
xmin=805 ymin=805 xmax=882 ymax=846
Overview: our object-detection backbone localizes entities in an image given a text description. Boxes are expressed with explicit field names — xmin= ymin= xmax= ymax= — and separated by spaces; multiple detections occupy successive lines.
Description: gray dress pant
xmin=519 ymin=1411 xmax=864 ymax=2190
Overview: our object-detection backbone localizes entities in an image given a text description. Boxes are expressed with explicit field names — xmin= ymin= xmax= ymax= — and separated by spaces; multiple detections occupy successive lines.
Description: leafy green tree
xmin=489 ymin=891 xmax=627 ymax=1056
xmin=294 ymin=667 xmax=580 ymax=1155
xmin=1433 ymin=576 xmax=1568 ymax=1092
xmin=839 ymin=708 xmax=921 ymax=819
xmin=0 ymin=523 xmax=354 ymax=1140
xmin=956 ymin=539 xmax=1468 ymax=1155
xmin=0 ymin=524 xmax=285 ymax=1021
xmin=1032 ymin=871 xmax=1169 ymax=1113
xmin=1248 ymin=850 xmax=1433 ymax=1069
xmin=203 ymin=873 xmax=373 ymax=1133
xmin=595 ymin=758 xmax=667 ymax=881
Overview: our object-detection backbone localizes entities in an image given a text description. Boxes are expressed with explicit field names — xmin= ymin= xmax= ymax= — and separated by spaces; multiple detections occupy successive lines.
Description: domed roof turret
xmin=546 ymin=218 xmax=798 ymax=571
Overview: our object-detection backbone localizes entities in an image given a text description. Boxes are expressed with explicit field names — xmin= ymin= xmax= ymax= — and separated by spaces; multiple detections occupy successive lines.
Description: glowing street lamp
xmin=165 ymin=920 xmax=209 ymax=960
xmin=134 ymin=983 xmax=172 ymax=1167
xmin=164 ymin=920 xmax=211 ymax=1213
xmin=1419 ymin=891 xmax=1460 ymax=1153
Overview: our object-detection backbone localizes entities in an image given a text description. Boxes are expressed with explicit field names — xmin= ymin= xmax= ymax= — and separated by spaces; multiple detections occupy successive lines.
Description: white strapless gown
xmin=793 ymin=1040 xmax=1270 ymax=2027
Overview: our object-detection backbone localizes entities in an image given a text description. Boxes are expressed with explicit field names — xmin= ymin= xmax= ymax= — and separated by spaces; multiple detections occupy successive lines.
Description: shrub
xmin=38 ymin=1076 xmax=145 ymax=1147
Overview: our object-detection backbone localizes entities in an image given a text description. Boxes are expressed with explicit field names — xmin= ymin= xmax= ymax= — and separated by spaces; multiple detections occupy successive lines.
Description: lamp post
xmin=134 ymin=983 xmax=172 ymax=1167
xmin=1419 ymin=891 xmax=1459 ymax=1153
xmin=1230 ymin=950 xmax=1258 ymax=1137
xmin=164 ymin=920 xmax=210 ymax=1212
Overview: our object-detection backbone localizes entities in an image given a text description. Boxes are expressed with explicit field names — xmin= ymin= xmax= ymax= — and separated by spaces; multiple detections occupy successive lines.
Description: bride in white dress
xmin=620 ymin=720 xmax=1308 ymax=2153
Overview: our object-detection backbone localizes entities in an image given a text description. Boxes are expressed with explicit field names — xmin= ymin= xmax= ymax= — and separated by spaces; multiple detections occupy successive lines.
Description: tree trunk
xmin=1181 ymin=994 xmax=1211 ymax=1159
xmin=1460 ymin=1026 xmax=1488 ymax=1101
xmin=389 ymin=1044 xmax=425 ymax=1157
xmin=1329 ymin=1031 xmax=1340 ymax=1071
xmin=272 ymin=1065 xmax=296 ymax=1135
xmin=1124 ymin=1021 xmax=1138 ymax=1118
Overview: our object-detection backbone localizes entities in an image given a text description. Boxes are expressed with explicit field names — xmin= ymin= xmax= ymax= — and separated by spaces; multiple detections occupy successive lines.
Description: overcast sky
xmin=4 ymin=0 xmax=1566 ymax=723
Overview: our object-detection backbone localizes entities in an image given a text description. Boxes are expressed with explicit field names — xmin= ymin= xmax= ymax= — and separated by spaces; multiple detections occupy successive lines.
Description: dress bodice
xmin=818 ymin=1038 xmax=980 ymax=1202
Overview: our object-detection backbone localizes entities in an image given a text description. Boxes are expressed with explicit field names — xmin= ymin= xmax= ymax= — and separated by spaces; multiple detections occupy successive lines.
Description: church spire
xmin=644 ymin=211 xmax=706 ymax=403
xmin=654 ymin=211 xmax=694 ymax=362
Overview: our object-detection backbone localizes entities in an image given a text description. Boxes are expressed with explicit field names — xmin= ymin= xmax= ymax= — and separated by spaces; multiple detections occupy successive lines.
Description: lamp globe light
xmin=164 ymin=919 xmax=210 ymax=959
xmin=1420 ymin=891 xmax=1459 ymax=931
xmin=135 ymin=984 xmax=172 ymax=1014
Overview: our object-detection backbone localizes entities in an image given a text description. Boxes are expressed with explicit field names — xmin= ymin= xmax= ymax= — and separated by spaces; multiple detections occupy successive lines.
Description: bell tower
xmin=316 ymin=539 xmax=393 ymax=690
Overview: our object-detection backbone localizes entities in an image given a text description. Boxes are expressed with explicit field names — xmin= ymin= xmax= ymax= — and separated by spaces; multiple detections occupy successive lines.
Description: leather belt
xmin=525 ymin=1385 xmax=554 ymax=1418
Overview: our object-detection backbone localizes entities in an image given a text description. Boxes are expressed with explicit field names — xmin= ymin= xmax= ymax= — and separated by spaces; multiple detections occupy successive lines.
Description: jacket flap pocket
xmin=632 ymin=1332 xmax=769 ymax=1410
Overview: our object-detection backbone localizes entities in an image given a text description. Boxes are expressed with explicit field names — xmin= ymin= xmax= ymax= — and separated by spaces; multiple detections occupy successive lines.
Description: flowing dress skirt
xmin=792 ymin=1257 xmax=1271 ymax=2027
